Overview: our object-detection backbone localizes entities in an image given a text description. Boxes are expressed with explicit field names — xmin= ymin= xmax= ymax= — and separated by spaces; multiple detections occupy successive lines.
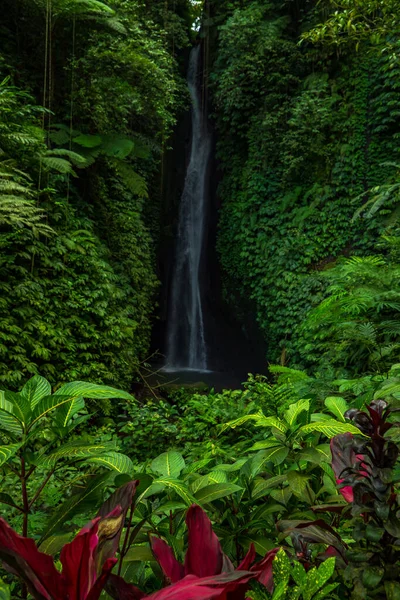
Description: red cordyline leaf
xmin=107 ymin=572 xmax=256 ymax=600
xmin=0 ymin=510 xmax=120 ymax=600
xmin=151 ymin=505 xmax=279 ymax=596
xmin=330 ymin=434 xmax=368 ymax=503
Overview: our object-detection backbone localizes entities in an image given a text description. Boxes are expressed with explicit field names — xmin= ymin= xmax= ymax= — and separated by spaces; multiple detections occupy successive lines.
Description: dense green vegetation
xmin=1 ymin=0 xmax=400 ymax=599
xmin=0 ymin=0 xmax=192 ymax=388
xmin=210 ymin=0 xmax=400 ymax=374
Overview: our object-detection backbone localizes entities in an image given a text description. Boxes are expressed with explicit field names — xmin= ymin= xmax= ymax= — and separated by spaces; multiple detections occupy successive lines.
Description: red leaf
xmin=151 ymin=537 xmax=185 ymax=583
xmin=251 ymin=548 xmax=279 ymax=593
xmin=60 ymin=516 xmax=101 ymax=600
xmin=184 ymin=505 xmax=224 ymax=578
xmin=96 ymin=482 xmax=138 ymax=573
xmin=0 ymin=518 xmax=63 ymax=600
xmin=237 ymin=545 xmax=256 ymax=571
xmin=147 ymin=572 xmax=254 ymax=600
xmin=86 ymin=558 xmax=118 ymax=600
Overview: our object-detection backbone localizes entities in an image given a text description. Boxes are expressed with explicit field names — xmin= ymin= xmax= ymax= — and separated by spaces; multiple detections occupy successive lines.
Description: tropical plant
xmin=300 ymin=254 xmax=400 ymax=374
xmin=247 ymin=549 xmax=337 ymax=600
xmin=278 ymin=396 xmax=400 ymax=599
xmin=150 ymin=504 xmax=278 ymax=590
xmin=221 ymin=397 xmax=362 ymax=505
xmin=0 ymin=375 xmax=134 ymax=538
xmin=302 ymin=0 xmax=400 ymax=46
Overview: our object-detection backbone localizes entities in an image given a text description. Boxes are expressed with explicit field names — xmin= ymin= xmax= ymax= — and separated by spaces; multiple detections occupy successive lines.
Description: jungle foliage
xmin=209 ymin=0 xmax=400 ymax=376
xmin=0 ymin=0 xmax=193 ymax=388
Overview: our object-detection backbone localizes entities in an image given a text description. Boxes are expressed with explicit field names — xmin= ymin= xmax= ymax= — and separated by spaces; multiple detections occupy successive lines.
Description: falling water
xmin=165 ymin=45 xmax=211 ymax=371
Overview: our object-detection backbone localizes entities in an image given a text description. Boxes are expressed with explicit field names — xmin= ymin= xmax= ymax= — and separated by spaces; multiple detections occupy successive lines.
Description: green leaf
xmin=298 ymin=420 xmax=364 ymax=439
xmin=284 ymin=399 xmax=310 ymax=427
xmin=272 ymin=580 xmax=287 ymax=600
xmin=124 ymin=545 xmax=154 ymax=562
xmin=242 ymin=535 xmax=275 ymax=556
xmin=220 ymin=413 xmax=287 ymax=434
xmin=39 ymin=441 xmax=117 ymax=466
xmin=324 ymin=397 xmax=348 ymax=422
xmin=30 ymin=395 xmax=80 ymax=428
xmin=292 ymin=562 xmax=307 ymax=587
xmin=0 ymin=493 xmax=22 ymax=511
xmin=0 ymin=443 xmax=20 ymax=467
xmin=101 ymin=135 xmax=135 ymax=159
xmin=287 ymin=471 xmax=310 ymax=497
xmin=72 ymin=134 xmax=102 ymax=148
xmin=270 ymin=487 xmax=292 ymax=506
xmin=4 ymin=391 xmax=30 ymax=424
xmin=273 ymin=548 xmax=291 ymax=586
xmin=249 ymin=439 xmax=282 ymax=451
xmin=385 ymin=581 xmax=400 ymax=600
xmin=54 ymin=381 xmax=134 ymax=401
xmin=312 ymin=583 xmax=339 ymax=600
xmin=297 ymin=447 xmax=323 ymax=463
xmin=0 ymin=392 xmax=23 ymax=435
xmin=194 ymin=482 xmax=242 ymax=504
xmin=153 ymin=477 xmax=196 ymax=505
xmin=362 ymin=566 xmax=384 ymax=590
xmin=306 ymin=558 xmax=336 ymax=599
xmin=39 ymin=533 xmax=73 ymax=555
xmin=216 ymin=459 xmax=248 ymax=472
xmin=207 ymin=471 xmax=228 ymax=484
xmin=84 ymin=451 xmax=134 ymax=475
xmin=257 ymin=446 xmax=289 ymax=467
xmin=0 ymin=578 xmax=10 ymax=600
xmin=151 ymin=451 xmax=185 ymax=478
xmin=20 ymin=376 xmax=51 ymax=409
xmin=53 ymin=397 xmax=85 ymax=428
xmin=252 ymin=475 xmax=287 ymax=500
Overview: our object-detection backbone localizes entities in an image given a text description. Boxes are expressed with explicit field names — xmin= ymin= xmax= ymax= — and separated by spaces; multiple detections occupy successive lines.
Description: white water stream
xmin=165 ymin=45 xmax=211 ymax=371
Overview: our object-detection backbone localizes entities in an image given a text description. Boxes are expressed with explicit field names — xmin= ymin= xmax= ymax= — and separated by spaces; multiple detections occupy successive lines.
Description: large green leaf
xmin=251 ymin=446 xmax=289 ymax=477
xmin=306 ymin=558 xmax=336 ymax=600
xmin=207 ymin=470 xmax=228 ymax=484
xmin=4 ymin=391 xmax=30 ymax=424
xmin=298 ymin=420 xmax=364 ymax=439
xmin=287 ymin=471 xmax=310 ymax=497
xmin=324 ymin=397 xmax=348 ymax=422
xmin=284 ymin=399 xmax=310 ymax=427
xmin=29 ymin=395 xmax=79 ymax=428
xmin=53 ymin=397 xmax=85 ymax=428
xmin=20 ymin=376 xmax=51 ymax=409
xmin=54 ymin=381 xmax=134 ymax=400
xmin=39 ymin=441 xmax=117 ymax=466
xmin=0 ymin=392 xmax=23 ymax=435
xmin=84 ymin=451 xmax=134 ymax=475
xmin=221 ymin=413 xmax=287 ymax=434
xmin=194 ymin=483 xmax=242 ymax=504
xmin=0 ymin=443 xmax=20 ymax=467
xmin=256 ymin=415 xmax=288 ymax=433
xmin=151 ymin=451 xmax=185 ymax=478
xmin=152 ymin=477 xmax=196 ymax=505
xmin=40 ymin=472 xmax=113 ymax=543
xmin=190 ymin=475 xmax=210 ymax=494
xmin=374 ymin=382 xmax=400 ymax=399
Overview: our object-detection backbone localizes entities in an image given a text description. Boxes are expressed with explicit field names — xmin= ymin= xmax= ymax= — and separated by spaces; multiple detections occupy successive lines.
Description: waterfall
xmin=165 ymin=45 xmax=211 ymax=371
